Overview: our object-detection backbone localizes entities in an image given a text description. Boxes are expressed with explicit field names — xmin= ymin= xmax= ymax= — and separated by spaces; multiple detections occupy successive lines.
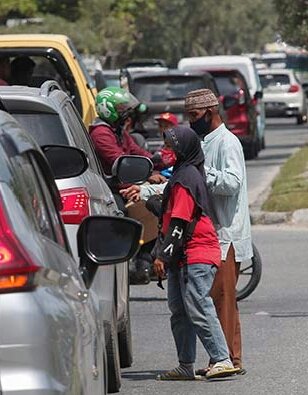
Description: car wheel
xmin=118 ymin=298 xmax=133 ymax=368
xmin=296 ymin=114 xmax=305 ymax=125
xmin=106 ymin=304 xmax=121 ymax=393
xmin=244 ymin=141 xmax=256 ymax=160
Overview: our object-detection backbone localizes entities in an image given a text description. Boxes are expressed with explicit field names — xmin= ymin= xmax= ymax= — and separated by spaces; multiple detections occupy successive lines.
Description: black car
xmin=127 ymin=69 xmax=221 ymax=152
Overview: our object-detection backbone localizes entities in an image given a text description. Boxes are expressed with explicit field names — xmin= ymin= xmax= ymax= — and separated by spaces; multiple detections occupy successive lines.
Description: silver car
xmin=0 ymin=110 xmax=142 ymax=394
xmin=0 ymin=82 xmax=130 ymax=393
xmin=259 ymin=68 xmax=308 ymax=124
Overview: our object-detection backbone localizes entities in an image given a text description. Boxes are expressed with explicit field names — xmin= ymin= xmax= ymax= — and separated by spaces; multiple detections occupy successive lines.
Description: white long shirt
xmin=201 ymin=123 xmax=253 ymax=261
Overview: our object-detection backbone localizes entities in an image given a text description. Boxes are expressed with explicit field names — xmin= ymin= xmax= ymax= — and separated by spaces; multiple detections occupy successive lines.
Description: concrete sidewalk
xmin=249 ymin=163 xmax=308 ymax=226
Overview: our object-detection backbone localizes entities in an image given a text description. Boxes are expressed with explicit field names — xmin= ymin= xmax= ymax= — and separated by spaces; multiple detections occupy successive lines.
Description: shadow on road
xmin=122 ymin=370 xmax=161 ymax=381
xmin=122 ymin=370 xmax=239 ymax=382
xmin=130 ymin=296 xmax=167 ymax=302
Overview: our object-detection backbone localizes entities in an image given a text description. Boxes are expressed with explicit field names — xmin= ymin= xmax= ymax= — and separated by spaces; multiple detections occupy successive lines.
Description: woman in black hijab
xmin=154 ymin=125 xmax=239 ymax=381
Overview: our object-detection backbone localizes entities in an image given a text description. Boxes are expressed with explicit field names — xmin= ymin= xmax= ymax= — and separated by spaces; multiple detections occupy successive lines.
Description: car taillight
xmin=288 ymin=84 xmax=300 ymax=93
xmin=0 ymin=199 xmax=40 ymax=293
xmin=60 ymin=188 xmax=90 ymax=224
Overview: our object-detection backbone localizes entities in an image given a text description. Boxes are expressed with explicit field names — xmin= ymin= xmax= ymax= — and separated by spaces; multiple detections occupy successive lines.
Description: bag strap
xmin=183 ymin=207 xmax=202 ymax=283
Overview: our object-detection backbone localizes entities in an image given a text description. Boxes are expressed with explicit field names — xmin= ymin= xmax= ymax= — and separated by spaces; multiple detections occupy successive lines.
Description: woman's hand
xmin=120 ymin=185 xmax=141 ymax=202
xmin=153 ymin=258 xmax=166 ymax=278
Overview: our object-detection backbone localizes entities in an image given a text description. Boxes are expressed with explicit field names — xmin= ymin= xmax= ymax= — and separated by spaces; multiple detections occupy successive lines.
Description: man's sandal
xmin=206 ymin=363 xmax=241 ymax=379
xmin=196 ymin=366 xmax=247 ymax=377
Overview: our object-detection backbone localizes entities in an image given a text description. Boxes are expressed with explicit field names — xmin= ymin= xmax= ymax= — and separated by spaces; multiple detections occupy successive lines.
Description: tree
xmin=0 ymin=0 xmax=37 ymax=23
xmin=273 ymin=0 xmax=308 ymax=48
xmin=37 ymin=0 xmax=81 ymax=21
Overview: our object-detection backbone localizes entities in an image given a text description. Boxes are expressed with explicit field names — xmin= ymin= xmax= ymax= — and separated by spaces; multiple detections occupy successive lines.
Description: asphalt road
xmin=122 ymin=118 xmax=308 ymax=395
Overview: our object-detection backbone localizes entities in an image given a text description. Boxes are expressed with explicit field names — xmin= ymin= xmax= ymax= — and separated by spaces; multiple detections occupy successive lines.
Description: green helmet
xmin=95 ymin=86 xmax=140 ymax=124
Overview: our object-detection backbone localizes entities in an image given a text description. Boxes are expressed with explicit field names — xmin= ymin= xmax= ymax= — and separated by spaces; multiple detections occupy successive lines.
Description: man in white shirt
xmin=185 ymin=88 xmax=252 ymax=375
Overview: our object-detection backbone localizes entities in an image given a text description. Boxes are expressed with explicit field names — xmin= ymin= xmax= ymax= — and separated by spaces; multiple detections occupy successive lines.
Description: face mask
xmin=190 ymin=114 xmax=212 ymax=137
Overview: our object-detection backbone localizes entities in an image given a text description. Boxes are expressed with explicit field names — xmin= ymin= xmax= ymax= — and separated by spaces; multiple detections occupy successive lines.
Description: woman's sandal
xmin=157 ymin=368 xmax=202 ymax=381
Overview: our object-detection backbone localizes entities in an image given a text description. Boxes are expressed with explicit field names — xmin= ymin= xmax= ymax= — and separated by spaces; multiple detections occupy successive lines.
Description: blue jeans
xmin=168 ymin=264 xmax=230 ymax=364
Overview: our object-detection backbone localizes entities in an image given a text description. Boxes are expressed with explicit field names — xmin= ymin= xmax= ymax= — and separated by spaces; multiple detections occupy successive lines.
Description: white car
xmin=0 ymin=82 xmax=147 ymax=393
xmin=258 ymin=68 xmax=308 ymax=124
xmin=0 ymin=110 xmax=142 ymax=394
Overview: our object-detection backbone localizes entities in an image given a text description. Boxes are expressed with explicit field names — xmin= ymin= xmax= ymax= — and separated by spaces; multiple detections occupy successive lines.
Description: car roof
xmin=206 ymin=68 xmax=246 ymax=75
xmin=258 ymin=68 xmax=293 ymax=75
xmin=0 ymin=34 xmax=69 ymax=45
xmin=0 ymin=83 xmax=68 ymax=113
xmin=128 ymin=69 xmax=214 ymax=79
xmin=178 ymin=55 xmax=254 ymax=70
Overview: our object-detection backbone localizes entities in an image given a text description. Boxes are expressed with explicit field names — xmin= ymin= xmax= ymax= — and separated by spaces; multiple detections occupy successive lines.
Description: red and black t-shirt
xmin=161 ymin=183 xmax=221 ymax=267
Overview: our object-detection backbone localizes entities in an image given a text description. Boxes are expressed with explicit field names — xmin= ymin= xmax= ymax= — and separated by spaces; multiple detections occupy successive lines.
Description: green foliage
xmin=37 ymin=0 xmax=81 ymax=21
xmin=274 ymin=0 xmax=308 ymax=48
xmin=0 ymin=0 xmax=37 ymax=22
xmin=262 ymin=146 xmax=308 ymax=212
xmin=0 ymin=0 xmax=278 ymax=66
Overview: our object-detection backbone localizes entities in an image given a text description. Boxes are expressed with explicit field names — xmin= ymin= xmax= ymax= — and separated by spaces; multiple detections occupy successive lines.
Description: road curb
xmin=249 ymin=172 xmax=308 ymax=226
xmin=250 ymin=210 xmax=292 ymax=225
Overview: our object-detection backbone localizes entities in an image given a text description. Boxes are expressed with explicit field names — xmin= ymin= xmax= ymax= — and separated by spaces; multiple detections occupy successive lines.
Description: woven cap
xmin=185 ymin=89 xmax=219 ymax=111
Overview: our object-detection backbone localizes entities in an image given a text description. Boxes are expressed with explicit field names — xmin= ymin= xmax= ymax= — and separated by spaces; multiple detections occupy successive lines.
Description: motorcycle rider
xmin=90 ymin=86 xmax=158 ymax=177
xmin=90 ymin=86 xmax=165 ymax=284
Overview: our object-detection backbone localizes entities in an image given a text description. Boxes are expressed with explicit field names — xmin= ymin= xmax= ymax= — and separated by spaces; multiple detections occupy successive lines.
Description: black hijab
xmin=161 ymin=125 xmax=217 ymax=223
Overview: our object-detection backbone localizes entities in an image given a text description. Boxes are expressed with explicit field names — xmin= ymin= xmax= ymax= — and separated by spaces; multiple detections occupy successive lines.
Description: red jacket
xmin=89 ymin=120 xmax=153 ymax=175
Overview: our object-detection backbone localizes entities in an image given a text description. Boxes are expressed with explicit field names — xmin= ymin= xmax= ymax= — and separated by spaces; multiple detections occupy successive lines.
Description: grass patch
xmin=262 ymin=145 xmax=308 ymax=212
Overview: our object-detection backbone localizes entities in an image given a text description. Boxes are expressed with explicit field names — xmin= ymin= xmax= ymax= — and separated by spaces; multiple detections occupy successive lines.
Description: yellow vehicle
xmin=0 ymin=34 xmax=97 ymax=126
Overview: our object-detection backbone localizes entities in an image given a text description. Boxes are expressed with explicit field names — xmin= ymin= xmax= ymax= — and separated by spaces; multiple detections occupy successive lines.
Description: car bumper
xmin=264 ymin=102 xmax=302 ymax=117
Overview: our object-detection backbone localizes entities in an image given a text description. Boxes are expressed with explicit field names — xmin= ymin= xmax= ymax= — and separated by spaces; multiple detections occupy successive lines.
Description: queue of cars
xmin=117 ymin=54 xmax=266 ymax=159
xmin=0 ymin=82 xmax=133 ymax=393
xmin=0 ymin=34 xmax=155 ymax=394
xmin=0 ymin=109 xmax=148 ymax=394
xmin=1 ymin=32 xmax=307 ymax=394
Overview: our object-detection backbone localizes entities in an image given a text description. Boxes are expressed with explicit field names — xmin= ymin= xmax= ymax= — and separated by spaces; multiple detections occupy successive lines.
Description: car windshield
xmin=214 ymin=75 xmax=245 ymax=96
xmin=105 ymin=76 xmax=120 ymax=87
xmin=12 ymin=113 xmax=69 ymax=146
xmin=259 ymin=74 xmax=290 ymax=88
xmin=133 ymin=76 xmax=206 ymax=102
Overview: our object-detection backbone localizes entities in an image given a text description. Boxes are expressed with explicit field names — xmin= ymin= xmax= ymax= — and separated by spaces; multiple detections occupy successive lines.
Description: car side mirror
xmin=223 ymin=95 xmax=239 ymax=110
xmin=78 ymin=216 xmax=143 ymax=265
xmin=111 ymin=155 xmax=153 ymax=184
xmin=41 ymin=145 xmax=89 ymax=179
xmin=254 ymin=91 xmax=263 ymax=100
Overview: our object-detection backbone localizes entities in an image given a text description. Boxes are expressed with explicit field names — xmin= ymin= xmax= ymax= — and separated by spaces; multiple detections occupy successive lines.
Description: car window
xmin=259 ymin=74 xmax=290 ymax=88
xmin=214 ymin=75 xmax=246 ymax=96
xmin=61 ymin=101 xmax=100 ymax=172
xmin=133 ymin=77 xmax=209 ymax=102
xmin=1 ymin=50 xmax=82 ymax=115
xmin=10 ymin=152 xmax=66 ymax=247
xmin=12 ymin=113 xmax=69 ymax=146
xmin=105 ymin=76 xmax=120 ymax=87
